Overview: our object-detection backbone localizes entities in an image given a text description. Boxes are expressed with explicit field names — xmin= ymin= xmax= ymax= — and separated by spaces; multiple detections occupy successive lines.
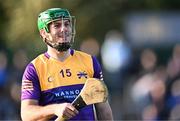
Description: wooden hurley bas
xmin=55 ymin=78 xmax=108 ymax=121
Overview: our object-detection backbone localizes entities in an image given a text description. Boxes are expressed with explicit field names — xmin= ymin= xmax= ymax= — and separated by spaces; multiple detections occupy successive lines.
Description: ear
xmin=40 ymin=29 xmax=51 ymax=42
xmin=40 ymin=29 xmax=47 ymax=39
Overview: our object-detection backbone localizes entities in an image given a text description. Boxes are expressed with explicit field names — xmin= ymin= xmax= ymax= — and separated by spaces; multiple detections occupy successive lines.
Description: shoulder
xmin=23 ymin=53 xmax=46 ymax=71
xmin=73 ymin=50 xmax=94 ymax=62
xmin=31 ymin=53 xmax=49 ymax=66
xmin=74 ymin=50 xmax=92 ymax=58
xmin=73 ymin=50 xmax=100 ymax=64
xmin=23 ymin=53 xmax=48 ymax=74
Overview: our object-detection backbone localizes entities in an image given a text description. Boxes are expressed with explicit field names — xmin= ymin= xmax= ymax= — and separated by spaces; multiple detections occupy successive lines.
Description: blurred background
xmin=0 ymin=0 xmax=180 ymax=120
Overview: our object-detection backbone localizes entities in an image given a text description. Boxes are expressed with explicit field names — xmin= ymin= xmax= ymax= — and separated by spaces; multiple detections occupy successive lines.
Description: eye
xmin=64 ymin=21 xmax=71 ymax=27
xmin=53 ymin=23 xmax=61 ymax=28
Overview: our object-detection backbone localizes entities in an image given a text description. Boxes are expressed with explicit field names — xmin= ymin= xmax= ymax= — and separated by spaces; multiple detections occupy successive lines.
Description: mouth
xmin=56 ymin=36 xmax=70 ymax=43
xmin=57 ymin=32 xmax=71 ymax=40
xmin=57 ymin=31 xmax=71 ymax=37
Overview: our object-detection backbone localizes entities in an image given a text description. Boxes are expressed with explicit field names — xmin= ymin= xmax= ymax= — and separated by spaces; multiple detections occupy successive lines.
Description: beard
xmin=44 ymin=31 xmax=73 ymax=52
xmin=45 ymin=39 xmax=72 ymax=52
xmin=53 ymin=42 xmax=72 ymax=52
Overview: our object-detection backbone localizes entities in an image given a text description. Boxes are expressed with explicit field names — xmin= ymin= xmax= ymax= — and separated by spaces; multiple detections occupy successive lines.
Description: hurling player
xmin=21 ymin=8 xmax=113 ymax=121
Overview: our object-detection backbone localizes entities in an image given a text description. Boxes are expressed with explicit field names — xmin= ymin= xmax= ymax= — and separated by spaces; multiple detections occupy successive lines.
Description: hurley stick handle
xmin=71 ymin=95 xmax=87 ymax=110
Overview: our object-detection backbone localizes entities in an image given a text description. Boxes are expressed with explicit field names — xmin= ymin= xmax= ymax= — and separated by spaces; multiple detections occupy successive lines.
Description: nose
xmin=60 ymin=22 xmax=68 ymax=33
xmin=60 ymin=24 xmax=65 ymax=32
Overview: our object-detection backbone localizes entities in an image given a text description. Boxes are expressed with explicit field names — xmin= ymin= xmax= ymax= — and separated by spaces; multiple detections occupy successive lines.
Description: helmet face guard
xmin=38 ymin=8 xmax=76 ymax=52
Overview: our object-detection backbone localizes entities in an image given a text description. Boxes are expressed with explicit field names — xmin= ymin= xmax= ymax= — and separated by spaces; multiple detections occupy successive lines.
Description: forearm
xmin=96 ymin=108 xmax=113 ymax=121
xmin=96 ymin=110 xmax=113 ymax=121
xmin=21 ymin=104 xmax=57 ymax=121
xmin=95 ymin=101 xmax=114 ymax=121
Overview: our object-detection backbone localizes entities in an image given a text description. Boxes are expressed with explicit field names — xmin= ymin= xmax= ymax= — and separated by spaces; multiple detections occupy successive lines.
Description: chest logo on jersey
xmin=54 ymin=89 xmax=81 ymax=99
xmin=48 ymin=76 xmax=54 ymax=82
xmin=77 ymin=71 xmax=88 ymax=79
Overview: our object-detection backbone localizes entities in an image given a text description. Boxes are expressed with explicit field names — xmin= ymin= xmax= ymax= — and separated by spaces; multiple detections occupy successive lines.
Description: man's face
xmin=48 ymin=19 xmax=72 ymax=43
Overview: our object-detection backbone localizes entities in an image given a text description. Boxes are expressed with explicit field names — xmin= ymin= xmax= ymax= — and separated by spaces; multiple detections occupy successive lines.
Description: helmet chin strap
xmin=45 ymin=39 xmax=72 ymax=52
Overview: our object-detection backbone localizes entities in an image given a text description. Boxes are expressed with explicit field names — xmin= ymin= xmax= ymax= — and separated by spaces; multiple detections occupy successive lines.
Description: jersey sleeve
xmin=21 ymin=63 xmax=41 ymax=101
xmin=92 ymin=56 xmax=103 ymax=81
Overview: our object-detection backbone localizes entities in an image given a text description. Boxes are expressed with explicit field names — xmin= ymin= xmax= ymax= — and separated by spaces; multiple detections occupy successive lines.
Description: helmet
xmin=38 ymin=8 xmax=75 ymax=33
xmin=37 ymin=8 xmax=76 ymax=52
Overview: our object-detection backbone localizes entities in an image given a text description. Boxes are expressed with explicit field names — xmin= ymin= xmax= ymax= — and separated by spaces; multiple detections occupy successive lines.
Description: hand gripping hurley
xmin=55 ymin=78 xmax=108 ymax=121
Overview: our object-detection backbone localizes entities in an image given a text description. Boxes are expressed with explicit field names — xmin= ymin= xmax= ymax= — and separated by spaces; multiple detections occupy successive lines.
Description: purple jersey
xmin=21 ymin=49 xmax=103 ymax=120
